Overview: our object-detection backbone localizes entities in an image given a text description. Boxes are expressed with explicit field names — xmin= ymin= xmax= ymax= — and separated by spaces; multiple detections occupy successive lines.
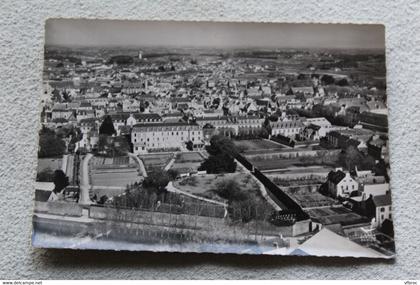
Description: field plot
xmin=140 ymin=153 xmax=173 ymax=171
xmin=91 ymin=169 xmax=141 ymax=188
xmin=37 ymin=158 xmax=62 ymax=172
xmin=90 ymin=155 xmax=142 ymax=192
xmin=286 ymin=192 xmax=338 ymax=209
xmin=173 ymin=173 xmax=259 ymax=200
xmin=233 ymin=139 xmax=284 ymax=152
xmin=91 ymin=156 xmax=132 ymax=167
xmin=170 ymin=152 xmax=205 ymax=174
xmin=175 ymin=152 xmax=205 ymax=162
xmin=306 ymin=206 xmax=369 ymax=226
xmin=250 ymin=158 xmax=296 ymax=170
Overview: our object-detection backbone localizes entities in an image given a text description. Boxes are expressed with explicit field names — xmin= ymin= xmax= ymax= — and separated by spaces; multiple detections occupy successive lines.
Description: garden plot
xmin=170 ymin=152 xmax=205 ymax=174
xmin=233 ymin=139 xmax=284 ymax=152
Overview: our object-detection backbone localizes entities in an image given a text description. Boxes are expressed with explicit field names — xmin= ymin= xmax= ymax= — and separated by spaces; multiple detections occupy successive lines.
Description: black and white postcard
xmin=32 ymin=19 xmax=394 ymax=258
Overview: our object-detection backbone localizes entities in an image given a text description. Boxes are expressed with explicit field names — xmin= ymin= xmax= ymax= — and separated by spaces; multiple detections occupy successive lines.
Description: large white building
xmin=196 ymin=115 xmax=264 ymax=136
xmin=131 ymin=122 xmax=204 ymax=154
xmin=109 ymin=112 xmax=162 ymax=135
xmin=303 ymin=117 xmax=332 ymax=137
xmin=270 ymin=114 xmax=304 ymax=138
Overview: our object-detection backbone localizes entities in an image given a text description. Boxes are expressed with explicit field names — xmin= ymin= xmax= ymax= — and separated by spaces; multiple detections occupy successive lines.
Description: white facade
xmin=304 ymin=117 xmax=332 ymax=137
xmin=336 ymin=172 xmax=359 ymax=197
xmin=328 ymin=171 xmax=359 ymax=198
xmin=122 ymin=99 xmax=140 ymax=112
xmin=375 ymin=203 xmax=392 ymax=226
xmin=132 ymin=123 xmax=204 ymax=154
xmin=196 ymin=115 xmax=264 ymax=136
xmin=363 ymin=183 xmax=389 ymax=199
xmin=270 ymin=115 xmax=303 ymax=138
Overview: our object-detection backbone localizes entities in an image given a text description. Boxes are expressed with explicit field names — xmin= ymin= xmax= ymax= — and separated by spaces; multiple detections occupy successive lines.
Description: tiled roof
xmin=328 ymin=170 xmax=346 ymax=185
xmin=372 ymin=194 xmax=392 ymax=207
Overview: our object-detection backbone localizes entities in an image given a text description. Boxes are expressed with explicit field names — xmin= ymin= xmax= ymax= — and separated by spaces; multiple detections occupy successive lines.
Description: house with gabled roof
xmin=327 ymin=169 xmax=359 ymax=198
xmin=365 ymin=193 xmax=392 ymax=227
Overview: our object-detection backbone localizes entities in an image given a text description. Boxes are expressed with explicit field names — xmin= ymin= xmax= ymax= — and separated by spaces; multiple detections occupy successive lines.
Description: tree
xmin=336 ymin=78 xmax=349 ymax=86
xmin=205 ymin=135 xmax=237 ymax=156
xmin=185 ymin=140 xmax=194 ymax=151
xmin=97 ymin=195 xmax=109 ymax=205
xmin=261 ymin=117 xmax=272 ymax=138
xmin=53 ymin=169 xmax=69 ymax=193
xmin=99 ymin=115 xmax=116 ymax=136
xmin=108 ymin=55 xmax=133 ymax=65
xmin=339 ymin=145 xmax=375 ymax=171
xmin=166 ymin=169 xmax=179 ymax=181
xmin=373 ymin=159 xmax=388 ymax=178
xmin=321 ymin=74 xmax=335 ymax=85
xmin=230 ymin=199 xmax=267 ymax=223
xmin=142 ymin=169 xmax=171 ymax=195
xmin=380 ymin=219 xmax=394 ymax=237
xmin=38 ymin=133 xmax=66 ymax=158
xmin=62 ymin=90 xmax=71 ymax=102
xmin=51 ymin=89 xmax=61 ymax=102
xmin=340 ymin=145 xmax=363 ymax=171
xmin=297 ymin=74 xmax=306 ymax=80
xmin=215 ymin=179 xmax=248 ymax=202
xmin=37 ymin=168 xmax=54 ymax=182
xmin=97 ymin=134 xmax=109 ymax=153
xmin=212 ymin=97 xmax=220 ymax=108
xmin=199 ymin=153 xmax=236 ymax=174
xmin=199 ymin=135 xmax=237 ymax=174
xmin=112 ymin=136 xmax=130 ymax=156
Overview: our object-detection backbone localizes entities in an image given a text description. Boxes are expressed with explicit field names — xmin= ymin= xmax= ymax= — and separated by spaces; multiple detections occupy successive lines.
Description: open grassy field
xmin=171 ymin=162 xmax=202 ymax=174
xmin=175 ymin=152 xmax=204 ymax=162
xmin=173 ymin=173 xmax=259 ymax=200
xmin=91 ymin=156 xmax=131 ymax=167
xmin=37 ymin=158 xmax=63 ymax=172
xmin=91 ymin=168 xmax=142 ymax=188
xmin=306 ymin=206 xmax=369 ymax=226
xmin=249 ymin=152 xmax=340 ymax=171
xmin=140 ymin=153 xmax=173 ymax=170
xmin=170 ymin=152 xmax=206 ymax=174
xmin=233 ymin=139 xmax=284 ymax=152
xmin=286 ymin=192 xmax=338 ymax=209
xmin=249 ymin=157 xmax=298 ymax=170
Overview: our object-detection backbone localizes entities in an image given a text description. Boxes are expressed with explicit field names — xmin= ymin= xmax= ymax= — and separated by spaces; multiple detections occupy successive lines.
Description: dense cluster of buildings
xmin=326 ymin=167 xmax=391 ymax=227
xmin=41 ymin=49 xmax=389 ymax=151
xmin=39 ymin=47 xmax=391 ymax=233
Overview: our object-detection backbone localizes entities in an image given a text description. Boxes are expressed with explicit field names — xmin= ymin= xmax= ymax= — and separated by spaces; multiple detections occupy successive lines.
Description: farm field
xmin=249 ymin=157 xmax=299 ymax=170
xmin=170 ymin=161 xmax=202 ymax=174
xmin=91 ymin=168 xmax=142 ymax=188
xmin=250 ymin=154 xmax=339 ymax=171
xmin=286 ymin=192 xmax=338 ymax=209
xmin=140 ymin=153 xmax=173 ymax=171
xmin=173 ymin=173 xmax=259 ymax=199
xmin=90 ymin=155 xmax=142 ymax=188
xmin=91 ymin=156 xmax=132 ymax=167
xmin=175 ymin=151 xmax=205 ymax=162
xmin=306 ymin=206 xmax=369 ymax=226
xmin=37 ymin=157 xmax=63 ymax=172
xmin=170 ymin=151 xmax=205 ymax=174
xmin=233 ymin=139 xmax=284 ymax=152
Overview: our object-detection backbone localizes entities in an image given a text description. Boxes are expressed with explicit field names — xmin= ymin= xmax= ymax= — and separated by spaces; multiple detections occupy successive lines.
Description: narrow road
xmin=79 ymin=153 xmax=93 ymax=205
xmin=128 ymin=152 xmax=148 ymax=177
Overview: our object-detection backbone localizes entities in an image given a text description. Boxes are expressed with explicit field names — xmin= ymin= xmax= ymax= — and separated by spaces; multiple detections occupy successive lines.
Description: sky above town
xmin=45 ymin=19 xmax=385 ymax=50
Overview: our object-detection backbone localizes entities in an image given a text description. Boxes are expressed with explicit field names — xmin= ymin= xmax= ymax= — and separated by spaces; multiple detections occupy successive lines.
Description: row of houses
xmin=326 ymin=168 xmax=391 ymax=227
